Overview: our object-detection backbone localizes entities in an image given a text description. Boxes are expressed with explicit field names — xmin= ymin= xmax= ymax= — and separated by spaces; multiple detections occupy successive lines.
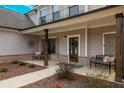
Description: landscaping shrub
xmin=85 ymin=70 xmax=110 ymax=88
xmin=9 ymin=60 xmax=19 ymax=64
xmin=28 ymin=64 xmax=35 ymax=68
xmin=56 ymin=63 xmax=74 ymax=80
xmin=0 ymin=67 xmax=8 ymax=73
xmin=19 ymin=62 xmax=27 ymax=66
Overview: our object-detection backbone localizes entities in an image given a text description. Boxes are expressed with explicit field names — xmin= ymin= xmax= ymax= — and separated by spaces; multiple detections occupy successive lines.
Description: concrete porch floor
xmin=24 ymin=60 xmax=116 ymax=82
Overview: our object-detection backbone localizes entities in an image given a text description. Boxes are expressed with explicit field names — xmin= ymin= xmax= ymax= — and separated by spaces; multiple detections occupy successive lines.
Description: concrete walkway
xmin=0 ymin=65 xmax=58 ymax=88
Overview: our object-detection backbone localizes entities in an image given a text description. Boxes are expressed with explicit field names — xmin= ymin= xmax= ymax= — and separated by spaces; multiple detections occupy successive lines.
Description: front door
xmin=104 ymin=33 xmax=116 ymax=56
xmin=69 ymin=37 xmax=78 ymax=62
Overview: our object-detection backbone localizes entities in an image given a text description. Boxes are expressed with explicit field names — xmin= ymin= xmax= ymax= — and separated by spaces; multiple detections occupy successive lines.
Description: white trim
xmin=67 ymin=34 xmax=80 ymax=63
xmin=89 ymin=23 xmax=116 ymax=29
xmin=48 ymin=36 xmax=56 ymax=39
xmin=85 ymin=5 xmax=88 ymax=12
xmin=85 ymin=27 xmax=88 ymax=56
xmin=41 ymin=36 xmax=56 ymax=39
xmin=22 ymin=22 xmax=116 ymax=34
xmin=49 ymin=26 xmax=84 ymax=34
xmin=102 ymin=32 xmax=116 ymax=55
xmin=0 ymin=27 xmax=19 ymax=33
xmin=40 ymin=7 xmax=48 ymax=13
xmin=37 ymin=11 xmax=40 ymax=25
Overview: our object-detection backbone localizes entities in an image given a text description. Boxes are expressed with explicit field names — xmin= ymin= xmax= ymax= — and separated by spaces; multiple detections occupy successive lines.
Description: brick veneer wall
xmin=0 ymin=54 xmax=33 ymax=63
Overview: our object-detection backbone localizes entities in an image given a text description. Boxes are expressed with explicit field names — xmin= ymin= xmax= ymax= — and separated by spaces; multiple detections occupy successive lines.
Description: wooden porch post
xmin=122 ymin=13 xmax=124 ymax=79
xmin=43 ymin=29 xmax=49 ymax=66
xmin=115 ymin=13 xmax=124 ymax=82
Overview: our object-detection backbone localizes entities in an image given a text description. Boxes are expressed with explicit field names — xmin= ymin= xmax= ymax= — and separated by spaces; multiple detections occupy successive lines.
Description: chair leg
xmin=90 ymin=62 xmax=92 ymax=68
xmin=114 ymin=65 xmax=116 ymax=72
xmin=95 ymin=63 xmax=97 ymax=68
xmin=109 ymin=65 xmax=111 ymax=74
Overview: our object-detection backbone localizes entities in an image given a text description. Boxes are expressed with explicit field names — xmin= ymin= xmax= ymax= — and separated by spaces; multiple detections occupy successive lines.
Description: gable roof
xmin=0 ymin=8 xmax=35 ymax=29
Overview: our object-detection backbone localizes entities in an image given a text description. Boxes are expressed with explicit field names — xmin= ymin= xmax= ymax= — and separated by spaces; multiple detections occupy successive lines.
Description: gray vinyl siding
xmin=27 ymin=13 xmax=38 ymax=25
xmin=88 ymin=5 xmax=105 ymax=11
xmin=88 ymin=25 xmax=116 ymax=57
xmin=48 ymin=29 xmax=85 ymax=56
xmin=34 ymin=5 xmax=106 ymax=25
xmin=0 ymin=30 xmax=39 ymax=56
xmin=48 ymin=26 xmax=116 ymax=57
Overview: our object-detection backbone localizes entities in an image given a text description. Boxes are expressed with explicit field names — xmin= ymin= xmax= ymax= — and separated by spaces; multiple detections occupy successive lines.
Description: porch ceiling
xmin=21 ymin=6 xmax=124 ymax=35
xmin=24 ymin=15 xmax=116 ymax=35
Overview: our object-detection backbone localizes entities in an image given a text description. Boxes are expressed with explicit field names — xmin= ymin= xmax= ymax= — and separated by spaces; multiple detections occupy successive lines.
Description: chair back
xmin=96 ymin=55 xmax=105 ymax=60
xmin=35 ymin=52 xmax=41 ymax=55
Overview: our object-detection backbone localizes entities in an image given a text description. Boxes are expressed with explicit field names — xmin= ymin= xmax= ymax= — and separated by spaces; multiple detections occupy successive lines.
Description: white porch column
xmin=85 ymin=5 xmax=88 ymax=12
xmin=85 ymin=26 xmax=88 ymax=57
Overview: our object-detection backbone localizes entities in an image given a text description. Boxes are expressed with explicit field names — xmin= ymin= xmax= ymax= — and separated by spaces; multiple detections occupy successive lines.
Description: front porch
xmin=22 ymin=6 xmax=124 ymax=82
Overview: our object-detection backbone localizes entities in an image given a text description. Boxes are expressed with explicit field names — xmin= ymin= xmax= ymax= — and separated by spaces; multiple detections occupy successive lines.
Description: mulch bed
xmin=0 ymin=62 xmax=46 ymax=80
xmin=22 ymin=74 xmax=124 ymax=88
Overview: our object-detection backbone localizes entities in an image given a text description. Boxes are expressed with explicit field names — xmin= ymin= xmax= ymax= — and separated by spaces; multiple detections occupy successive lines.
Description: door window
xmin=69 ymin=37 xmax=78 ymax=62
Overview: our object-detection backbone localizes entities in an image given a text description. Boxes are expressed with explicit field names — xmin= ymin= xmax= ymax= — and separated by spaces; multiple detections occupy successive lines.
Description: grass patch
xmin=9 ymin=60 xmax=19 ymax=64
xmin=0 ymin=67 xmax=8 ymax=73
xmin=19 ymin=62 xmax=27 ymax=66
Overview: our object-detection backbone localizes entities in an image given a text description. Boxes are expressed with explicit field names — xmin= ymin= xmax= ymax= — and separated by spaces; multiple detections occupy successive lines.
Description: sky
xmin=0 ymin=5 xmax=34 ymax=14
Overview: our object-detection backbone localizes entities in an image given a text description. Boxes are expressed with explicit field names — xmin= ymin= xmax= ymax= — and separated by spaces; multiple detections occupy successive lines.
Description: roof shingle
xmin=0 ymin=8 xmax=35 ymax=29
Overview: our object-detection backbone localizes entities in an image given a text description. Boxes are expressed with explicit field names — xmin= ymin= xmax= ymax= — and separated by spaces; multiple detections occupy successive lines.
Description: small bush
xmin=19 ymin=62 xmax=26 ymax=66
xmin=28 ymin=64 xmax=35 ymax=68
xmin=9 ymin=60 xmax=19 ymax=64
xmin=0 ymin=67 xmax=8 ymax=73
xmin=56 ymin=63 xmax=74 ymax=80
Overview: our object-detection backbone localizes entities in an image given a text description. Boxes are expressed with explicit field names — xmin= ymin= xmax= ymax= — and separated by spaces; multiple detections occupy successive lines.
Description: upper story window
xmin=40 ymin=8 xmax=48 ymax=24
xmin=52 ymin=5 xmax=60 ymax=21
xmin=69 ymin=5 xmax=79 ymax=17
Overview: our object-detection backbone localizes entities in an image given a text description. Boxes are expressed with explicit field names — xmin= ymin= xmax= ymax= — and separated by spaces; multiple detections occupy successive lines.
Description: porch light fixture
xmin=63 ymin=36 xmax=67 ymax=40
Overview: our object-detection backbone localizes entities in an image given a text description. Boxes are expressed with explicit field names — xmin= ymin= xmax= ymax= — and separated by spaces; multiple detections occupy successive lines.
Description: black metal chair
xmin=32 ymin=51 xmax=44 ymax=60
xmin=90 ymin=55 xmax=115 ymax=74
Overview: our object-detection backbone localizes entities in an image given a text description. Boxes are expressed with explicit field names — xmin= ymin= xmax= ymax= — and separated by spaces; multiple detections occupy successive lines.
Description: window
xmin=53 ymin=11 xmax=60 ymax=21
xmin=69 ymin=5 xmax=79 ymax=17
xmin=48 ymin=38 xmax=56 ymax=54
xmin=40 ymin=8 xmax=48 ymax=24
xmin=53 ymin=5 xmax=60 ymax=12
xmin=52 ymin=6 xmax=60 ymax=21
xmin=41 ymin=16 xmax=46 ymax=24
